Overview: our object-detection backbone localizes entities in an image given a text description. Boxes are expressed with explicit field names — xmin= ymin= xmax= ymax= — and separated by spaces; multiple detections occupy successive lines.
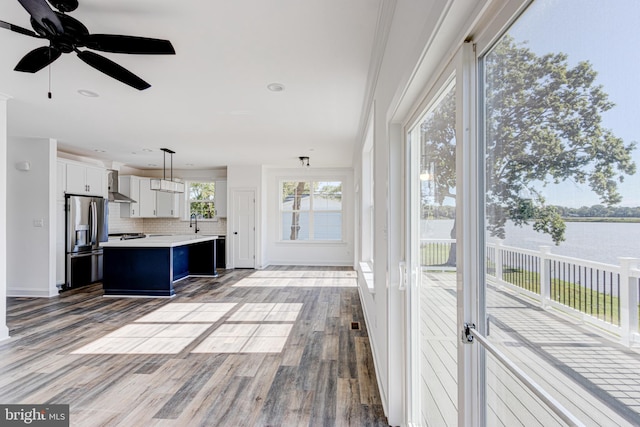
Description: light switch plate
xmin=33 ymin=219 xmax=44 ymax=227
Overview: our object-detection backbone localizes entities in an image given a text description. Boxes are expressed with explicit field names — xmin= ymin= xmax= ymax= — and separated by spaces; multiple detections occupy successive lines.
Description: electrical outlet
xmin=33 ymin=219 xmax=44 ymax=227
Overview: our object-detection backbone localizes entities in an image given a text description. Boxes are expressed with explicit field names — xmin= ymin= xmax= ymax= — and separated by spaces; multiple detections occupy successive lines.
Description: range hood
xmin=107 ymin=170 xmax=136 ymax=203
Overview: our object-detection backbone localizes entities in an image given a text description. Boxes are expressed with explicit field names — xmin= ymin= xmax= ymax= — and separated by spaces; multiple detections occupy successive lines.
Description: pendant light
xmin=150 ymin=148 xmax=185 ymax=193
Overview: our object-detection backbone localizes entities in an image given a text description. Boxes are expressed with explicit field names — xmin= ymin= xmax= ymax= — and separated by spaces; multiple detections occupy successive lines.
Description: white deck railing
xmin=421 ymin=238 xmax=640 ymax=347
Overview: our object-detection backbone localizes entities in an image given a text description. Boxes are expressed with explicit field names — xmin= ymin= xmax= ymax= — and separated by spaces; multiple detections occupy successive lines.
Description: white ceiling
xmin=0 ymin=0 xmax=381 ymax=170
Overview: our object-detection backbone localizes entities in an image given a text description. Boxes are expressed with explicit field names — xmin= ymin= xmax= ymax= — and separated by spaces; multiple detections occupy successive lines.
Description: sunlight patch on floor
xmin=71 ymin=302 xmax=301 ymax=355
xmin=193 ymin=323 xmax=294 ymax=353
xmin=134 ymin=303 xmax=238 ymax=323
xmin=247 ymin=270 xmax=356 ymax=278
xmin=232 ymin=277 xmax=357 ymax=288
xmin=71 ymin=323 xmax=212 ymax=355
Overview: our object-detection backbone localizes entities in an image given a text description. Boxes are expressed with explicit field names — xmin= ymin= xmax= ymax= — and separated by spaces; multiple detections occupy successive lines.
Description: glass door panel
xmin=481 ymin=1 xmax=640 ymax=425
xmin=411 ymin=81 xmax=458 ymax=426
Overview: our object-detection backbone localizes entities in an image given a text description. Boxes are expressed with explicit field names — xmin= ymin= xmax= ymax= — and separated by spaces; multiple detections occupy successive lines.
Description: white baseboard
xmin=356 ymin=283 xmax=389 ymax=418
xmin=265 ymin=260 xmax=353 ymax=267
xmin=7 ymin=288 xmax=57 ymax=298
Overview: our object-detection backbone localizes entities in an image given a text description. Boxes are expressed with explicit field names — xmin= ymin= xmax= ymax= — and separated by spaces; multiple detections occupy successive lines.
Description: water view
xmin=423 ymin=219 xmax=640 ymax=265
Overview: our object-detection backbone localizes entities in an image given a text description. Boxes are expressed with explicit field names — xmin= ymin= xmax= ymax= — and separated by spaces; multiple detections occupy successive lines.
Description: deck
xmin=421 ymin=271 xmax=640 ymax=426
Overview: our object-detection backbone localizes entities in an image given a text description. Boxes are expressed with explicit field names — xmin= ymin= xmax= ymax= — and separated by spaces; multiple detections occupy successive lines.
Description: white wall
xmin=264 ymin=167 xmax=354 ymax=267
xmin=7 ymin=137 xmax=58 ymax=297
xmin=0 ymin=94 xmax=10 ymax=341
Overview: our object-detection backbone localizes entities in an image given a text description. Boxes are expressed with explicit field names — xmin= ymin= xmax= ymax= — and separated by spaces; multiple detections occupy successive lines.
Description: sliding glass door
xmin=478 ymin=1 xmax=640 ymax=425
xmin=407 ymin=67 xmax=462 ymax=424
xmin=406 ymin=1 xmax=640 ymax=425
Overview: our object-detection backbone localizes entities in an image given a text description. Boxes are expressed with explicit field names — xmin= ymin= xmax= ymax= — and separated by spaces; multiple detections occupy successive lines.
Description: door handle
xmin=233 ymin=232 xmax=238 ymax=235
xmin=398 ymin=261 xmax=406 ymax=291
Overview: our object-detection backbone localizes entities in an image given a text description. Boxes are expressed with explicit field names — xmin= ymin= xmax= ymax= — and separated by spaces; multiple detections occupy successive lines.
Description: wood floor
xmin=0 ymin=266 xmax=389 ymax=427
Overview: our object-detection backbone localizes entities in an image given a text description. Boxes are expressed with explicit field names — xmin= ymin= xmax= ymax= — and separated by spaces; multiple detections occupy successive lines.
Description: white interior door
xmin=232 ymin=189 xmax=255 ymax=268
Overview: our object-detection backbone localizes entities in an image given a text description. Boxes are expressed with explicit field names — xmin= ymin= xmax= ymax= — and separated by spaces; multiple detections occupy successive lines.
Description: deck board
xmin=422 ymin=271 xmax=640 ymax=427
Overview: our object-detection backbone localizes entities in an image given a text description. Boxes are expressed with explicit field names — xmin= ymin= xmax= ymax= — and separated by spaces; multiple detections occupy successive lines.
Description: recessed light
xmin=267 ymin=83 xmax=285 ymax=92
xmin=78 ymin=89 xmax=99 ymax=97
xmin=142 ymin=148 xmax=153 ymax=152
xmin=93 ymin=149 xmax=106 ymax=153
xmin=147 ymin=163 xmax=157 ymax=167
xmin=185 ymin=163 xmax=194 ymax=167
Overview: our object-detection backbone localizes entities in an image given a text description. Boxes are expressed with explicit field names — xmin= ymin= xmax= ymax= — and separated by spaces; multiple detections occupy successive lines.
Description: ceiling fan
xmin=0 ymin=0 xmax=175 ymax=90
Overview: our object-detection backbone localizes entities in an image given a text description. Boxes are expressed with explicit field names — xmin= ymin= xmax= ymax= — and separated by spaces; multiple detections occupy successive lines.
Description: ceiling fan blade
xmin=83 ymin=34 xmax=175 ymax=55
xmin=0 ymin=19 xmax=42 ymax=38
xmin=48 ymin=0 xmax=78 ymax=13
xmin=14 ymin=46 xmax=61 ymax=72
xmin=17 ymin=0 xmax=63 ymax=35
xmin=77 ymin=50 xmax=151 ymax=90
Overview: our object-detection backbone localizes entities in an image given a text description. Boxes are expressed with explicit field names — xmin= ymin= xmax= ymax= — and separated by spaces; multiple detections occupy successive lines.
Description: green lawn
xmin=420 ymin=242 xmax=453 ymax=266
xmin=501 ymin=268 xmax=623 ymax=325
xmin=424 ymin=243 xmax=634 ymax=325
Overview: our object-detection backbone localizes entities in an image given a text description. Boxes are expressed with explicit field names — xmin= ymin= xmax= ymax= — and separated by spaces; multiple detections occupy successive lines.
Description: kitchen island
xmin=101 ymin=235 xmax=218 ymax=297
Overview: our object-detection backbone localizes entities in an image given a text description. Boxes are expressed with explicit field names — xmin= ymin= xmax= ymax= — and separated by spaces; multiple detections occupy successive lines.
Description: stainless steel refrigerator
xmin=65 ymin=194 xmax=108 ymax=289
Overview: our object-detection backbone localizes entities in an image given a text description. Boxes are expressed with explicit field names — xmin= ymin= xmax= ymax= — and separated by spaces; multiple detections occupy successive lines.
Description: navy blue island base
xmin=102 ymin=236 xmax=218 ymax=297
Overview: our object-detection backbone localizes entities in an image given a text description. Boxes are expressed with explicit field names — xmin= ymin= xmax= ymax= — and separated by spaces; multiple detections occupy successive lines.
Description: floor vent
xmin=351 ymin=322 xmax=360 ymax=330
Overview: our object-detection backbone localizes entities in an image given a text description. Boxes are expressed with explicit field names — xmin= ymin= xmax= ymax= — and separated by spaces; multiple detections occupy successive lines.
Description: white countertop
xmin=101 ymin=234 xmax=218 ymax=248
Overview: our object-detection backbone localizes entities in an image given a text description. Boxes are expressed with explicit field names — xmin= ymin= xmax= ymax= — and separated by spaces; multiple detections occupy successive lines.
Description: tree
xmin=189 ymin=182 xmax=216 ymax=218
xmin=287 ymin=181 xmax=307 ymax=240
xmin=485 ymin=36 xmax=635 ymax=244
xmin=421 ymin=35 xmax=636 ymax=266
xmin=282 ymin=181 xmax=343 ymax=240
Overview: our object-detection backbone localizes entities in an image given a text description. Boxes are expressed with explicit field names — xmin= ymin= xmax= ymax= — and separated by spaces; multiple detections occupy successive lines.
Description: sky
xmin=506 ymin=0 xmax=640 ymax=207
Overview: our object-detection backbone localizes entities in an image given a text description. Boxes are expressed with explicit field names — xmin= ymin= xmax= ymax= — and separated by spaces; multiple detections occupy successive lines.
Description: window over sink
xmin=186 ymin=181 xmax=216 ymax=219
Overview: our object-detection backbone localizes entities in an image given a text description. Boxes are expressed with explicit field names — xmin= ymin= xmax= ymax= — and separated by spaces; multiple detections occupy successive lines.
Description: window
xmin=361 ymin=115 xmax=374 ymax=264
xmin=280 ymin=180 xmax=343 ymax=241
xmin=187 ymin=181 xmax=216 ymax=219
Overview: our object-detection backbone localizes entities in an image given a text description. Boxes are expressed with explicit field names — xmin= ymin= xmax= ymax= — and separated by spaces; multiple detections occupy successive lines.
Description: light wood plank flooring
xmin=0 ymin=266 xmax=388 ymax=427
xmin=421 ymin=271 xmax=640 ymax=427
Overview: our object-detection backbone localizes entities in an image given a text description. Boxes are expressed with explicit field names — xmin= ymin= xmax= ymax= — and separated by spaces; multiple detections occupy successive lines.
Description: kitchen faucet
xmin=190 ymin=213 xmax=200 ymax=233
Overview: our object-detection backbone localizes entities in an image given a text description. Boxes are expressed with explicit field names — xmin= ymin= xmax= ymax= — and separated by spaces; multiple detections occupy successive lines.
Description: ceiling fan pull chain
xmin=48 ymin=51 xmax=52 ymax=99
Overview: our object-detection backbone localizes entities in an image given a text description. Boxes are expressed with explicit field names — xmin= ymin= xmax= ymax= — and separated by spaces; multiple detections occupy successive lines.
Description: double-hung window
xmin=186 ymin=181 xmax=216 ymax=219
xmin=280 ymin=180 xmax=343 ymax=241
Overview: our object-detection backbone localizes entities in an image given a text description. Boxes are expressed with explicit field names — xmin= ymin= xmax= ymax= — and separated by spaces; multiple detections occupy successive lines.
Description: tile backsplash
xmin=108 ymin=214 xmax=143 ymax=234
xmin=108 ymin=213 xmax=227 ymax=236
xmin=144 ymin=218 xmax=227 ymax=235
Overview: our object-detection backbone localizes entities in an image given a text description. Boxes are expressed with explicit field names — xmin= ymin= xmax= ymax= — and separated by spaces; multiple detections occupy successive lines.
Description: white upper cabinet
xmin=62 ymin=160 xmax=106 ymax=197
xmin=133 ymin=177 xmax=179 ymax=218
xmin=119 ymin=175 xmax=141 ymax=218
xmin=216 ymin=180 xmax=227 ymax=217
xmin=157 ymin=190 xmax=179 ymax=217
xmin=138 ymin=178 xmax=157 ymax=217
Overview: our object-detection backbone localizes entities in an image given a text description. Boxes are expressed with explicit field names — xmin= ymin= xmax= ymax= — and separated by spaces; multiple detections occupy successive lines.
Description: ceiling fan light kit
xmin=1 ymin=0 xmax=175 ymax=90
xmin=150 ymin=148 xmax=185 ymax=193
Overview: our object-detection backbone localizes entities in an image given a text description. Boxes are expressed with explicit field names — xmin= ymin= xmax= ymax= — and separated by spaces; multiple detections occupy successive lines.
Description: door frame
xmin=229 ymin=188 xmax=257 ymax=269
xmin=403 ymin=42 xmax=483 ymax=425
